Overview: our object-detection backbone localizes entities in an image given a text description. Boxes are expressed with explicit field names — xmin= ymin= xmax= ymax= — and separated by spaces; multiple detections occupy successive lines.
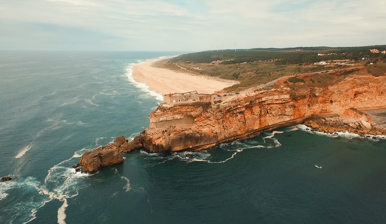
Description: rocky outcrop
xmin=75 ymin=136 xmax=134 ymax=173
xmin=126 ymin=68 xmax=386 ymax=152
xmin=304 ymin=108 xmax=386 ymax=136
xmin=1 ymin=176 xmax=12 ymax=182
xmin=304 ymin=111 xmax=386 ymax=135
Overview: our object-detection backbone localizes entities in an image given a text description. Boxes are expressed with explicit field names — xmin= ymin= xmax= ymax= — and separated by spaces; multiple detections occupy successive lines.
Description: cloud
xmin=0 ymin=0 xmax=384 ymax=51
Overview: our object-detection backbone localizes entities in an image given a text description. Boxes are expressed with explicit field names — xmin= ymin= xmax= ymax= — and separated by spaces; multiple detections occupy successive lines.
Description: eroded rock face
xmin=304 ymin=108 xmax=386 ymax=135
xmin=76 ymin=136 xmax=130 ymax=173
xmin=128 ymin=69 xmax=386 ymax=152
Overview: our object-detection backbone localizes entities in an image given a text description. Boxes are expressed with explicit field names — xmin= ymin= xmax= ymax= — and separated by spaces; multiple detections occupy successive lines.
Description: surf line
xmin=263 ymin=131 xmax=284 ymax=139
xmin=124 ymin=61 xmax=163 ymax=102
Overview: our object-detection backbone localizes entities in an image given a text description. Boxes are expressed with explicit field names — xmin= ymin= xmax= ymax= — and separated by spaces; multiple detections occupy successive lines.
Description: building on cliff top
xmin=163 ymin=91 xmax=212 ymax=105
xmin=370 ymin=49 xmax=380 ymax=53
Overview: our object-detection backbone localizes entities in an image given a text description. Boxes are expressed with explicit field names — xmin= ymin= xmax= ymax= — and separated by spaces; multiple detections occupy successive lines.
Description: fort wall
xmin=163 ymin=91 xmax=212 ymax=105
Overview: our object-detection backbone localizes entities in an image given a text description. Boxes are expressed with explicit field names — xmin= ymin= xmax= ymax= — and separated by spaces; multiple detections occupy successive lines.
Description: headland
xmin=77 ymin=46 xmax=386 ymax=173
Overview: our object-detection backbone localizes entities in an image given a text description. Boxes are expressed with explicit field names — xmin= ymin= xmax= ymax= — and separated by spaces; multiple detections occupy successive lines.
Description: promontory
xmin=76 ymin=46 xmax=386 ymax=173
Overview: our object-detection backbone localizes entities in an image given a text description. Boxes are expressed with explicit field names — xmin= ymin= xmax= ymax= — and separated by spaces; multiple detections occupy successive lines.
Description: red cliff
xmin=128 ymin=67 xmax=386 ymax=152
xmin=78 ymin=67 xmax=386 ymax=172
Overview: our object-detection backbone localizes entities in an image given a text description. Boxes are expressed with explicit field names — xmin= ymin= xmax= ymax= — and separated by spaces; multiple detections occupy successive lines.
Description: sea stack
xmin=75 ymin=136 xmax=134 ymax=173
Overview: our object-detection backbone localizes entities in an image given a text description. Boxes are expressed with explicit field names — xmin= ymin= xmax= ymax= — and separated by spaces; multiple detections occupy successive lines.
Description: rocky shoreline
xmin=77 ymin=69 xmax=386 ymax=173
xmin=304 ymin=108 xmax=386 ymax=136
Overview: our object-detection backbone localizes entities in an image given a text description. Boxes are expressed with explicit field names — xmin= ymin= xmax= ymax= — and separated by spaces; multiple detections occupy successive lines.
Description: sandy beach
xmin=133 ymin=59 xmax=238 ymax=95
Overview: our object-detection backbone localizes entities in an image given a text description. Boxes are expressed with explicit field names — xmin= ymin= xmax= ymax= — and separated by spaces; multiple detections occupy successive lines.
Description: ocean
xmin=0 ymin=51 xmax=386 ymax=224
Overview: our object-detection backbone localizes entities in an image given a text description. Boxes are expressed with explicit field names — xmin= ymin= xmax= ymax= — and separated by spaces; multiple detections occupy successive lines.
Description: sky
xmin=0 ymin=0 xmax=385 ymax=52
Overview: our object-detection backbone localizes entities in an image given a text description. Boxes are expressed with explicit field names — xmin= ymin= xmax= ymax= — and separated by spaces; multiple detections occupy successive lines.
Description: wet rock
xmin=77 ymin=136 xmax=131 ymax=173
xmin=1 ymin=176 xmax=12 ymax=182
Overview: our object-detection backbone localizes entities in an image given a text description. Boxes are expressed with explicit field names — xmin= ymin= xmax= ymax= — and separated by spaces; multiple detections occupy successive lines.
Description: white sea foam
xmin=60 ymin=96 xmax=80 ymax=107
xmin=272 ymin=138 xmax=282 ymax=147
xmin=205 ymin=144 xmax=270 ymax=164
xmin=85 ymin=98 xmax=99 ymax=106
xmin=15 ymin=144 xmax=32 ymax=159
xmin=128 ymin=132 xmax=140 ymax=141
xmin=287 ymin=127 xmax=299 ymax=132
xmin=20 ymin=147 xmax=93 ymax=224
xmin=0 ymin=192 xmax=8 ymax=200
xmin=263 ymin=131 xmax=284 ymax=139
xmin=94 ymin=137 xmax=104 ymax=146
xmin=140 ymin=150 xmax=161 ymax=157
xmin=0 ymin=176 xmax=52 ymax=224
xmin=150 ymin=136 xmax=282 ymax=166
xmin=46 ymin=119 xmax=86 ymax=131
xmin=57 ymin=199 xmax=68 ymax=224
xmin=42 ymin=162 xmax=91 ymax=224
xmin=99 ymin=90 xmax=119 ymax=96
xmin=175 ymin=151 xmax=212 ymax=163
xmin=124 ymin=63 xmax=163 ymax=101
xmin=65 ymin=148 xmax=90 ymax=160
xmin=140 ymin=150 xmax=149 ymax=155
xmin=121 ymin=176 xmax=131 ymax=192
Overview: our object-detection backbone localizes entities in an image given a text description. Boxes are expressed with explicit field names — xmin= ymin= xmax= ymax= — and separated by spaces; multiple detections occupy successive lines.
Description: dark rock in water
xmin=1 ymin=176 xmax=12 ymax=182
xmin=77 ymin=136 xmax=133 ymax=173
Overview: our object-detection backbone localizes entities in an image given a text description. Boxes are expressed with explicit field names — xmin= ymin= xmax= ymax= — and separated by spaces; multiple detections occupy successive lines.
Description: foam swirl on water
xmin=15 ymin=144 xmax=33 ymax=159
xmin=145 ymin=132 xmax=283 ymax=166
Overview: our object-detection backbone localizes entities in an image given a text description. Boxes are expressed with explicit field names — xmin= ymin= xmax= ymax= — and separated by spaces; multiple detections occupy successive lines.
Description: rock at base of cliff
xmin=77 ymin=136 xmax=131 ymax=173
xmin=304 ymin=108 xmax=386 ymax=136
xmin=342 ymin=108 xmax=372 ymax=123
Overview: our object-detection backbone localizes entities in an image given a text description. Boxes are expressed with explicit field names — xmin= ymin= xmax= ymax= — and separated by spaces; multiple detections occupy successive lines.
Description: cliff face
xmin=129 ymin=68 xmax=386 ymax=153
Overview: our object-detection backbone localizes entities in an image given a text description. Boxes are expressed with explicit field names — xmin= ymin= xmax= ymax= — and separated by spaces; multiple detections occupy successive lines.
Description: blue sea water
xmin=0 ymin=51 xmax=386 ymax=224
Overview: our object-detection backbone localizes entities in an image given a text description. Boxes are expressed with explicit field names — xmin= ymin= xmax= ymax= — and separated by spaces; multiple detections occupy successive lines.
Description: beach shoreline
xmin=132 ymin=58 xmax=238 ymax=95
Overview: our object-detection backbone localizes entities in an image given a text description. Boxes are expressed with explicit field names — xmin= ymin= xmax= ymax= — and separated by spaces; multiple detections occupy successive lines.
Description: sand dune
xmin=133 ymin=59 xmax=238 ymax=95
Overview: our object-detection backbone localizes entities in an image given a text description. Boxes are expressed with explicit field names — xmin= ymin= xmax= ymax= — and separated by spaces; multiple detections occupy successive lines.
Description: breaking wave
xmin=124 ymin=61 xmax=163 ymax=101
xmin=3 ymin=147 xmax=94 ymax=224
xmin=145 ymin=132 xmax=283 ymax=166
